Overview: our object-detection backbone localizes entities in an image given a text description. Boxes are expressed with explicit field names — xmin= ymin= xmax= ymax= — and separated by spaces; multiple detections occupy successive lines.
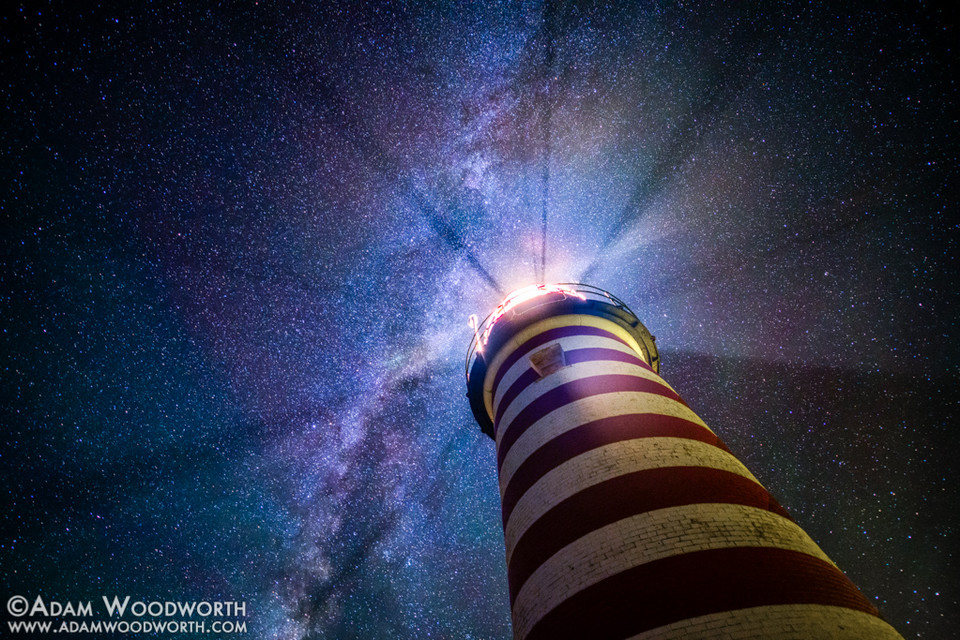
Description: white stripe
xmin=626 ymin=605 xmax=904 ymax=640
xmin=491 ymin=334 xmax=643 ymax=418
xmin=498 ymin=392 xmax=714 ymax=495
xmin=482 ymin=315 xmax=650 ymax=422
xmin=503 ymin=437 xmax=760 ymax=563
xmin=512 ymin=504 xmax=836 ymax=640
xmin=496 ymin=358 xmax=676 ymax=447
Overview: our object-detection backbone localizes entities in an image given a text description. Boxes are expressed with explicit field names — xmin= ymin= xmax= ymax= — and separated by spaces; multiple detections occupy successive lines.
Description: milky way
xmin=2 ymin=2 xmax=956 ymax=638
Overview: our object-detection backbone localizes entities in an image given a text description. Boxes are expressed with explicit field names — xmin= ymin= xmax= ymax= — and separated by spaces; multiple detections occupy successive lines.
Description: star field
xmin=2 ymin=2 xmax=956 ymax=638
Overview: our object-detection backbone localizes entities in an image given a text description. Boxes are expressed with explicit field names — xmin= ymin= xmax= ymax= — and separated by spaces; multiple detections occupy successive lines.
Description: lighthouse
xmin=465 ymin=283 xmax=903 ymax=640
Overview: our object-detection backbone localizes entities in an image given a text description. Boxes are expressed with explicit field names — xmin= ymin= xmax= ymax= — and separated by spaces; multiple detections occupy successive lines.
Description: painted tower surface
xmin=465 ymin=284 xmax=903 ymax=640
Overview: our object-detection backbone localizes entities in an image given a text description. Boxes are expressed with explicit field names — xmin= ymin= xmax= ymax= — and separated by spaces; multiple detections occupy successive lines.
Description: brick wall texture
xmin=483 ymin=314 xmax=904 ymax=640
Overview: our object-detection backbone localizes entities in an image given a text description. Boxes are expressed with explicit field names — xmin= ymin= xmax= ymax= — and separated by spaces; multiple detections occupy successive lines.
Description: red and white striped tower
xmin=465 ymin=284 xmax=903 ymax=640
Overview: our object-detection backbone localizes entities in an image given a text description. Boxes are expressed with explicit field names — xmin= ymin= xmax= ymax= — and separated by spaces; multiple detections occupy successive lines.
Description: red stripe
xmin=494 ymin=347 xmax=660 ymax=425
xmin=500 ymin=413 xmax=727 ymax=526
xmin=490 ymin=326 xmax=631 ymax=399
xmin=496 ymin=374 xmax=686 ymax=469
xmin=495 ymin=368 xmax=540 ymax=426
xmin=523 ymin=546 xmax=881 ymax=640
xmin=507 ymin=466 xmax=792 ymax=603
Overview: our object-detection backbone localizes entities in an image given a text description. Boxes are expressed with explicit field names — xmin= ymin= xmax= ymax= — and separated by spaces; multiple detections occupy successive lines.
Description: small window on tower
xmin=529 ymin=343 xmax=565 ymax=378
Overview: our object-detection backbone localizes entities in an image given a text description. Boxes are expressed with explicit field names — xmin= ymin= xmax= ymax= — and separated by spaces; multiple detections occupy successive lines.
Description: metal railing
xmin=465 ymin=283 xmax=639 ymax=382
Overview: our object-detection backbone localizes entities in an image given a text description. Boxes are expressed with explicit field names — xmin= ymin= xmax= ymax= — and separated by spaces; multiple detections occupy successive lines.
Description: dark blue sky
xmin=2 ymin=2 xmax=956 ymax=638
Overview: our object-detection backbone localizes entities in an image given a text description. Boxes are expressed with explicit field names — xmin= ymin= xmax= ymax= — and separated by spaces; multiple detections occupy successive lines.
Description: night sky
xmin=2 ymin=2 xmax=957 ymax=638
